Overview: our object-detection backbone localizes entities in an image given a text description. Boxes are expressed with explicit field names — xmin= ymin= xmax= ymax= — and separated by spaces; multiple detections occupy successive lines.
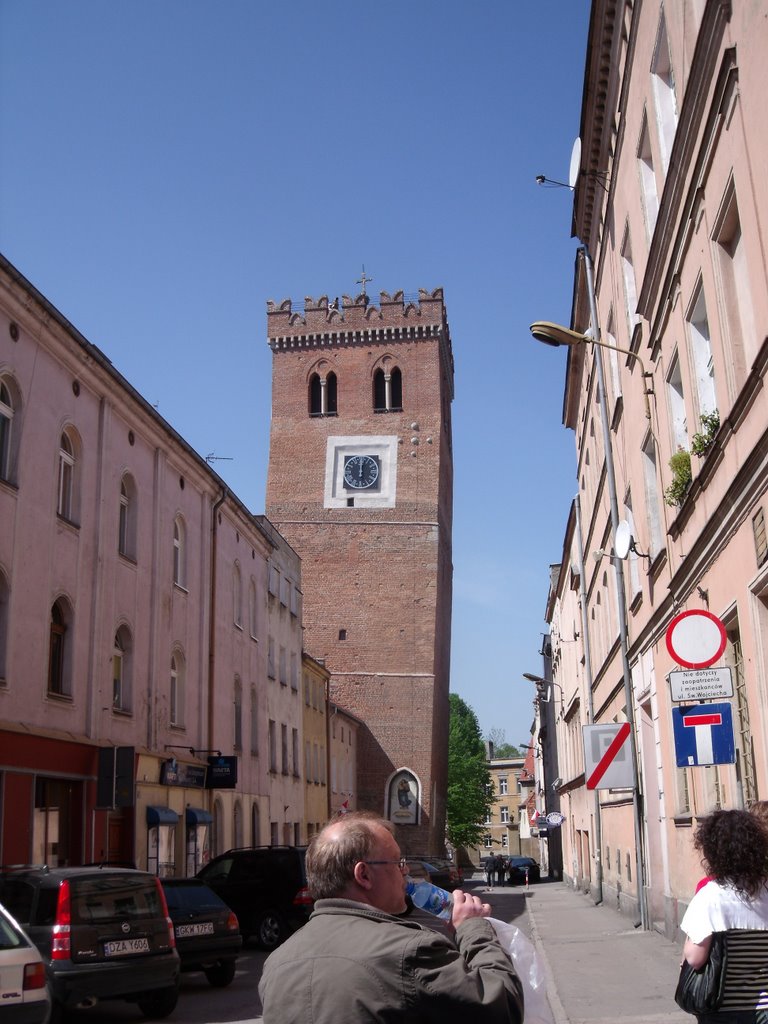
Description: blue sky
xmin=0 ymin=0 xmax=590 ymax=745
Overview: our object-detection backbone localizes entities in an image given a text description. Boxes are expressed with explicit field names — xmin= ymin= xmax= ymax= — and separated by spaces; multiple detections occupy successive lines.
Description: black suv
xmin=197 ymin=846 xmax=312 ymax=950
xmin=0 ymin=866 xmax=180 ymax=1019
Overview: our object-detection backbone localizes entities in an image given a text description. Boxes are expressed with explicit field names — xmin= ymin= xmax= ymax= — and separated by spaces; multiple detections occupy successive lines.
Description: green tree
xmin=447 ymin=693 xmax=492 ymax=849
xmin=487 ymin=728 xmax=522 ymax=758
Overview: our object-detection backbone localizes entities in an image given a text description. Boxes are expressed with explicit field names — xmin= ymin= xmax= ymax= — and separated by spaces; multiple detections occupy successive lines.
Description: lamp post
xmin=529 ymin=244 xmax=649 ymax=930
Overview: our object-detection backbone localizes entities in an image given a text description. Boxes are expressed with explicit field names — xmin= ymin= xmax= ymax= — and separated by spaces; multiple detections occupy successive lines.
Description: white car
xmin=0 ymin=900 xmax=50 ymax=1024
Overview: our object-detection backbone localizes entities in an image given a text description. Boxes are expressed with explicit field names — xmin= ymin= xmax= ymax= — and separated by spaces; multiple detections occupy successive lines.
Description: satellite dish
xmin=615 ymin=520 xmax=633 ymax=560
xmin=569 ymin=137 xmax=582 ymax=189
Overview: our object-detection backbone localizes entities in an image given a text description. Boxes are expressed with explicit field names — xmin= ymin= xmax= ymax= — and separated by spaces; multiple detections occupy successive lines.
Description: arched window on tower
xmin=373 ymin=366 xmax=403 ymax=413
xmin=309 ymin=371 xmax=338 ymax=417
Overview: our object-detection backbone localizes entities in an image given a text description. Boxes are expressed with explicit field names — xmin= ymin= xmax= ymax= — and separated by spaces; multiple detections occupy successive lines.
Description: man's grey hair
xmin=306 ymin=811 xmax=394 ymax=900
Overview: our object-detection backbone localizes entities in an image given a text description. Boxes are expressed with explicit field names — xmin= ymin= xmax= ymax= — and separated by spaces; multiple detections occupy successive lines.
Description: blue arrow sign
xmin=672 ymin=702 xmax=735 ymax=767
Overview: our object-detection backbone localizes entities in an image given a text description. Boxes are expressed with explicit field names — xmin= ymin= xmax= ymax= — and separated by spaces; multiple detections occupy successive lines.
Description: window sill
xmin=173 ymin=582 xmax=189 ymax=595
xmin=118 ymin=551 xmax=137 ymax=566
xmin=56 ymin=513 xmax=80 ymax=531
xmin=46 ymin=691 xmax=73 ymax=703
xmin=112 ymin=707 xmax=133 ymax=717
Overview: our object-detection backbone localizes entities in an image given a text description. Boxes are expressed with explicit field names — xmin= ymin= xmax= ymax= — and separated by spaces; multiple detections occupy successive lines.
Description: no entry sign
xmin=666 ymin=610 xmax=727 ymax=669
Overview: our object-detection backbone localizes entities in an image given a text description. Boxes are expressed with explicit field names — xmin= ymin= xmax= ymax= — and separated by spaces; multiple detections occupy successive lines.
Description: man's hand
xmin=450 ymin=888 xmax=492 ymax=928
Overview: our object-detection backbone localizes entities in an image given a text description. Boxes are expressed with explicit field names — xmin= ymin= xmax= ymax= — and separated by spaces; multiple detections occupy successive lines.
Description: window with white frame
xmin=499 ymin=776 xmax=508 ymax=795
xmin=112 ymin=625 xmax=132 ymax=711
xmin=500 ymin=806 xmax=510 ymax=824
xmin=502 ymin=833 xmax=508 ymax=849
xmin=170 ymin=651 xmax=185 ymax=726
xmin=714 ymin=184 xmax=756 ymax=373
xmin=621 ymin=229 xmax=639 ymax=339
xmin=484 ymin=835 xmax=493 ymax=849
xmin=292 ymin=728 xmax=300 ymax=777
xmin=57 ymin=430 xmax=76 ymax=521
xmin=484 ymin=808 xmax=492 ymax=825
xmin=641 ymin=436 xmax=664 ymax=555
xmin=637 ymin=113 xmax=659 ymax=237
xmin=173 ymin=515 xmax=186 ymax=588
xmin=651 ymin=12 xmax=678 ymax=172
xmin=249 ymin=578 xmax=258 ymax=638
xmin=281 ymin=724 xmax=289 ymax=774
xmin=233 ymin=677 xmax=242 ymax=750
xmin=268 ymin=719 xmax=277 ymax=772
xmin=118 ymin=474 xmax=137 ymax=559
xmin=666 ymin=352 xmax=688 ymax=452
xmin=279 ymin=646 xmax=287 ymax=686
xmin=250 ymin=686 xmax=258 ymax=755
xmin=290 ymin=652 xmax=298 ymax=691
xmin=267 ymin=636 xmax=275 ymax=679
xmin=604 ymin=314 xmax=622 ymax=411
xmin=48 ymin=599 xmax=71 ymax=696
xmin=0 ymin=377 xmax=19 ymax=484
xmin=687 ymin=282 xmax=717 ymax=416
xmin=233 ymin=563 xmax=242 ymax=627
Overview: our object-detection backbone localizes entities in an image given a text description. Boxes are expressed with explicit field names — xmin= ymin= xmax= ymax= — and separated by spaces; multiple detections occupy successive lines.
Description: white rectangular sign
xmin=668 ymin=667 xmax=733 ymax=703
xmin=583 ymin=723 xmax=635 ymax=790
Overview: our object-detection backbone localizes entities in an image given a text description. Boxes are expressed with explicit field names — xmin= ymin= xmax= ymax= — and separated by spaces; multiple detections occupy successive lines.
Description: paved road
xmin=69 ymin=876 xmax=689 ymax=1023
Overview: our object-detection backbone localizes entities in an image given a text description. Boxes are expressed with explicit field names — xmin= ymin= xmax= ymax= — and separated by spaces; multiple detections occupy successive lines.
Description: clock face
xmin=343 ymin=454 xmax=380 ymax=490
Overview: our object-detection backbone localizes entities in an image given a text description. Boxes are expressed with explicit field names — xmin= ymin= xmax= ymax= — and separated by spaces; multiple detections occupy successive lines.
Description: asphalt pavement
xmin=472 ymin=874 xmax=690 ymax=1024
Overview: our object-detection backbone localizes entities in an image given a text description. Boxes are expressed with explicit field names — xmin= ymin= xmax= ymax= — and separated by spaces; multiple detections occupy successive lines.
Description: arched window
xmin=57 ymin=431 xmax=76 ymax=520
xmin=233 ymin=563 xmax=242 ymax=627
xmin=118 ymin=474 xmax=137 ymax=559
xmin=251 ymin=802 xmax=261 ymax=846
xmin=173 ymin=515 xmax=186 ymax=587
xmin=234 ymin=676 xmax=243 ymax=750
xmin=112 ymin=625 xmax=132 ymax=711
xmin=170 ymin=651 xmax=185 ymax=726
xmin=233 ymin=800 xmax=243 ymax=848
xmin=249 ymin=578 xmax=258 ymax=639
xmin=0 ymin=378 xmax=16 ymax=483
xmin=373 ymin=366 xmax=402 ymax=412
xmin=0 ymin=571 xmax=9 ymax=684
xmin=48 ymin=599 xmax=72 ymax=697
xmin=309 ymin=371 xmax=338 ymax=416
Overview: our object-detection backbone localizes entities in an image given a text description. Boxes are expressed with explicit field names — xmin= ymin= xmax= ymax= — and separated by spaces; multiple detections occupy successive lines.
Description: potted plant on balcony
xmin=664 ymin=448 xmax=692 ymax=507
xmin=691 ymin=410 xmax=720 ymax=457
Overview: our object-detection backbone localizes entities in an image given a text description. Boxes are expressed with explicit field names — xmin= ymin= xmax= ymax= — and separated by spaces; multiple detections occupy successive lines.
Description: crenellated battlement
xmin=266 ymin=287 xmax=445 ymax=338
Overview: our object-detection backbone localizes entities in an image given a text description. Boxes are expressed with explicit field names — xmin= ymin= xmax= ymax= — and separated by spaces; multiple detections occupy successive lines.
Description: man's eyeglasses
xmin=364 ymin=858 xmax=408 ymax=871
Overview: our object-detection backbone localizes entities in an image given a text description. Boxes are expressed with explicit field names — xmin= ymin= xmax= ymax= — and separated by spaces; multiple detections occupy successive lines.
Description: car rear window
xmin=163 ymin=884 xmax=227 ymax=913
xmin=70 ymin=876 xmax=162 ymax=924
xmin=0 ymin=912 xmax=26 ymax=950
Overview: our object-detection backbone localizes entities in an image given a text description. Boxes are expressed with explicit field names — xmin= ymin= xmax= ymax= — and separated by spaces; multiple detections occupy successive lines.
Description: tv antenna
xmin=206 ymin=453 xmax=234 ymax=464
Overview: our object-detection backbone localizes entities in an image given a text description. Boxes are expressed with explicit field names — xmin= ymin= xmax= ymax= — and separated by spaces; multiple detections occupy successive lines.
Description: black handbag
xmin=674 ymin=932 xmax=728 ymax=1014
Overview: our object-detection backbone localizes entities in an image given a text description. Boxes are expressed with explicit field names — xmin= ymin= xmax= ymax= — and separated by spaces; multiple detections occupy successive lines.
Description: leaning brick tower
xmin=265 ymin=287 xmax=454 ymax=854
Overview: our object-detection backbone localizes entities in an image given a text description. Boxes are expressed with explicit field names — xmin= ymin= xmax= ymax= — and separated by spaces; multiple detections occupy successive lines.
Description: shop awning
xmin=185 ymin=807 xmax=213 ymax=826
xmin=146 ymin=805 xmax=179 ymax=826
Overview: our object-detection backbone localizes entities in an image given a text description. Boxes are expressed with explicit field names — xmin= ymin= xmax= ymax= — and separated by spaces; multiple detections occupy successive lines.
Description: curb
xmin=524 ymin=893 xmax=570 ymax=1024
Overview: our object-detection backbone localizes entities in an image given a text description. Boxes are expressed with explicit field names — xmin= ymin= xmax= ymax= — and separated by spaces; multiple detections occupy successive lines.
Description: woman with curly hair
xmin=680 ymin=809 xmax=768 ymax=1022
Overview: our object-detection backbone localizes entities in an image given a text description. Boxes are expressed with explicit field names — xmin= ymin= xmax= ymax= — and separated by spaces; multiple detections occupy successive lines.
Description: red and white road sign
xmin=682 ymin=710 xmax=723 ymax=764
xmin=666 ymin=610 xmax=727 ymax=669
xmin=583 ymin=722 xmax=635 ymax=790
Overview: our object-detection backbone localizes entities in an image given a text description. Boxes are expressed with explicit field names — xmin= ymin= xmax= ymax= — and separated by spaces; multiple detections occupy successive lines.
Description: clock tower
xmin=265 ymin=287 xmax=453 ymax=854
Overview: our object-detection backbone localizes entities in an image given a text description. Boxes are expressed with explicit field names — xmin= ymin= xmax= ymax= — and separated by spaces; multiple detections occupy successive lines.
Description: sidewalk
xmin=519 ymin=879 xmax=689 ymax=1024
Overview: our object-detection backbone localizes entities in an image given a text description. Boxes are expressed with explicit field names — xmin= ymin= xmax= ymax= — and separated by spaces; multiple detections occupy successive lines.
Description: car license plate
xmin=104 ymin=937 xmax=150 ymax=956
xmin=176 ymin=922 xmax=214 ymax=938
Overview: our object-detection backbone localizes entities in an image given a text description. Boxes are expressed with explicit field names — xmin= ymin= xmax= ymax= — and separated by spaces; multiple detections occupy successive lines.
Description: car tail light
xmin=226 ymin=911 xmax=239 ymax=932
xmin=52 ymin=880 xmax=71 ymax=960
xmin=154 ymin=878 xmax=176 ymax=948
xmin=23 ymin=962 xmax=47 ymax=991
xmin=292 ymin=886 xmax=313 ymax=906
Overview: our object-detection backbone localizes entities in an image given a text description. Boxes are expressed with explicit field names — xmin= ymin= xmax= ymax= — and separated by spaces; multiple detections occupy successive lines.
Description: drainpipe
xmin=574 ymin=494 xmax=602 ymax=904
xmin=207 ymin=488 xmax=228 ymax=760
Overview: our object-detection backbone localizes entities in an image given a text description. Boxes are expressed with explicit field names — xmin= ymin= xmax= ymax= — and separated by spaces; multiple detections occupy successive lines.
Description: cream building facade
xmin=539 ymin=0 xmax=768 ymax=937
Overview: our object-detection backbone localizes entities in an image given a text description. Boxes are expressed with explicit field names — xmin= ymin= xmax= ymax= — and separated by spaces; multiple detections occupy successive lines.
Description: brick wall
xmin=265 ymin=290 xmax=453 ymax=852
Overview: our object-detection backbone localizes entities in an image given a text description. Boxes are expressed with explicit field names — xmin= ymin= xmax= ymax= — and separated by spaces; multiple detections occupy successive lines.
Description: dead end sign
xmin=583 ymin=723 xmax=635 ymax=790
xmin=666 ymin=609 xmax=727 ymax=669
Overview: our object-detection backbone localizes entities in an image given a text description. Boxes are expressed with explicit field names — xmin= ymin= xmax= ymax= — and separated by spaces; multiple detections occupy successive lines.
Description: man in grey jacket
xmin=258 ymin=811 xmax=524 ymax=1024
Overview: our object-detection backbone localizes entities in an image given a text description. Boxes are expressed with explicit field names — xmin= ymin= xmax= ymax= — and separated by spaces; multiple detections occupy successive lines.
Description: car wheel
xmin=255 ymin=910 xmax=286 ymax=950
xmin=137 ymin=986 xmax=179 ymax=1019
xmin=204 ymin=960 xmax=237 ymax=987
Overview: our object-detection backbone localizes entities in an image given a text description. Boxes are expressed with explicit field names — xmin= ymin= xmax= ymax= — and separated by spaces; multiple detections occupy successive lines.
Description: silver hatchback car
xmin=0 ymin=900 xmax=51 ymax=1024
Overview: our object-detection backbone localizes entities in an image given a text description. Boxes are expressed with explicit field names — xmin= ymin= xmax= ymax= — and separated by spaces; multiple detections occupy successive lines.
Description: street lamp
xmin=529 ymin=321 xmax=653 ymax=420
xmin=523 ymin=673 xmax=564 ymax=715
xmin=529 ymin=244 xmax=649 ymax=930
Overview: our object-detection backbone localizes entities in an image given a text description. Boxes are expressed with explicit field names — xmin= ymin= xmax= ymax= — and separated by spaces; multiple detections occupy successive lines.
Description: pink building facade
xmin=541 ymin=0 xmax=768 ymax=937
xmin=0 ymin=254 xmax=305 ymax=873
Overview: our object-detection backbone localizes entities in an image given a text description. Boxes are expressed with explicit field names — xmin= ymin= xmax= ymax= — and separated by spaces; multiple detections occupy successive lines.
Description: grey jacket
xmin=258 ymin=898 xmax=524 ymax=1024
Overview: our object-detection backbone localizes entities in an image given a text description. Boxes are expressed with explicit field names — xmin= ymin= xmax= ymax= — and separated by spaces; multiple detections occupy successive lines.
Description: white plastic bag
xmin=489 ymin=917 xmax=555 ymax=1024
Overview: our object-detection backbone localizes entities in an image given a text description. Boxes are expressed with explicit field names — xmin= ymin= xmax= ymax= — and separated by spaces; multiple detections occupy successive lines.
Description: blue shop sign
xmin=160 ymin=759 xmax=207 ymax=788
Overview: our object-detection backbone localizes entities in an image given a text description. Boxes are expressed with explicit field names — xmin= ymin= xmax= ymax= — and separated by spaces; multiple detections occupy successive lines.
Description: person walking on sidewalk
xmin=484 ymin=856 xmax=495 ymax=889
xmin=259 ymin=811 xmax=524 ymax=1024
xmin=680 ymin=809 xmax=768 ymax=1023
xmin=495 ymin=854 xmax=507 ymax=887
